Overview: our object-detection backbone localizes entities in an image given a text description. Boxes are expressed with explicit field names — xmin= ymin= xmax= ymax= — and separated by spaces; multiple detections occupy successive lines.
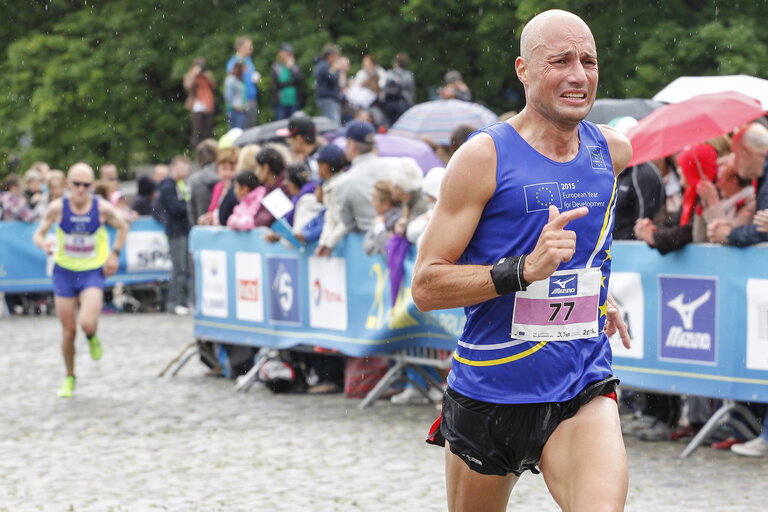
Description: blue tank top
xmin=447 ymin=121 xmax=618 ymax=404
xmin=55 ymin=197 xmax=109 ymax=271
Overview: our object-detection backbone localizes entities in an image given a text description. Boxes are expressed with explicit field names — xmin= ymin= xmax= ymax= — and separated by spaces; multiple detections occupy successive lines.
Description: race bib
xmin=62 ymin=233 xmax=96 ymax=259
xmin=511 ymin=267 xmax=601 ymax=342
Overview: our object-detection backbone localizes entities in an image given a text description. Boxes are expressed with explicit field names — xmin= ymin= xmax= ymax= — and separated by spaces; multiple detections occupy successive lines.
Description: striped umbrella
xmin=389 ymin=99 xmax=498 ymax=145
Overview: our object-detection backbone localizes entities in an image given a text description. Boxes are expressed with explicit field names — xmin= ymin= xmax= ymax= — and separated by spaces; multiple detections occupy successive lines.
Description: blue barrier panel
xmin=189 ymin=228 xmax=768 ymax=401
xmin=189 ymin=227 xmax=463 ymax=357
xmin=609 ymin=241 xmax=768 ymax=402
xmin=0 ymin=217 xmax=171 ymax=292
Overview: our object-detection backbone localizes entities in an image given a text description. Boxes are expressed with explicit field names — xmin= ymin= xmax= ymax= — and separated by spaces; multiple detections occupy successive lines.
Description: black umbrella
xmin=233 ymin=116 xmax=341 ymax=146
xmin=585 ymin=98 xmax=664 ymax=124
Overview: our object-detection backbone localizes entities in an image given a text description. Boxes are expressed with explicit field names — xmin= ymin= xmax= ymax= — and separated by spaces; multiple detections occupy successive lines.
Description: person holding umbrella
xmin=412 ymin=9 xmax=631 ymax=511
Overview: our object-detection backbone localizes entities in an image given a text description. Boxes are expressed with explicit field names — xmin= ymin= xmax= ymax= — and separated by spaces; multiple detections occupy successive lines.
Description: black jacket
xmin=156 ymin=177 xmax=191 ymax=238
xmin=613 ymin=162 xmax=666 ymax=240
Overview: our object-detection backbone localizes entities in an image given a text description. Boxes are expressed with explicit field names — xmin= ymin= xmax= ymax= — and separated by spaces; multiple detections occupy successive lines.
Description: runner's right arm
xmin=32 ymin=199 xmax=62 ymax=255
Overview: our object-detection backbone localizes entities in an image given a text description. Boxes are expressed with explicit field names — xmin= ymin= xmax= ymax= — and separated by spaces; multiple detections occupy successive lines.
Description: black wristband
xmin=112 ymin=247 xmax=121 ymax=257
xmin=490 ymin=255 xmax=530 ymax=295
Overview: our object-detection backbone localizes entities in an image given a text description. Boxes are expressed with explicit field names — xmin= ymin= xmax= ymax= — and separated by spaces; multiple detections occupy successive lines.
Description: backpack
xmin=384 ymin=70 xmax=405 ymax=102
xmin=259 ymin=355 xmax=306 ymax=393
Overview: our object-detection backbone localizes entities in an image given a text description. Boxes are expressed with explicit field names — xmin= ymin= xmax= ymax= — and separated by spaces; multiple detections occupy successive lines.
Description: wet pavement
xmin=1 ymin=312 xmax=766 ymax=511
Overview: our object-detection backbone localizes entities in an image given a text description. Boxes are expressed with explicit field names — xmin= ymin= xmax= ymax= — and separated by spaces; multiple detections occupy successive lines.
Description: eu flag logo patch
xmin=524 ymin=182 xmax=563 ymax=213
xmin=587 ymin=146 xmax=607 ymax=170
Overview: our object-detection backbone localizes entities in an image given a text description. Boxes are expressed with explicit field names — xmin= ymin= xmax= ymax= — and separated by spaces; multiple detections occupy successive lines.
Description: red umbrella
xmin=625 ymin=91 xmax=765 ymax=166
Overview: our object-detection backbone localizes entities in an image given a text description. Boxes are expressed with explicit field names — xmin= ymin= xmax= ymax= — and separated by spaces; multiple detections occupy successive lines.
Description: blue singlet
xmin=447 ymin=121 xmax=618 ymax=404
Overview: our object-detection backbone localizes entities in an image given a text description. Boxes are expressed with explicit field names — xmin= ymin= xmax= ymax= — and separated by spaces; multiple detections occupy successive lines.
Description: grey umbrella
xmin=233 ymin=116 xmax=341 ymax=146
xmin=585 ymin=98 xmax=664 ymax=124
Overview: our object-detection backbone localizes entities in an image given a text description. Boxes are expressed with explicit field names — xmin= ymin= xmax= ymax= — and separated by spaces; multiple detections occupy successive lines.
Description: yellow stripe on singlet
xmin=453 ymin=340 xmax=549 ymax=366
xmin=592 ymin=178 xmax=617 ymax=257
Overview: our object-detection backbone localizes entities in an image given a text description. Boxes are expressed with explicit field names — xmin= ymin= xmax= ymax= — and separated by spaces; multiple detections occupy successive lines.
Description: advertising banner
xmin=0 ymin=218 xmax=171 ymax=292
xmin=191 ymin=229 xmax=768 ymax=402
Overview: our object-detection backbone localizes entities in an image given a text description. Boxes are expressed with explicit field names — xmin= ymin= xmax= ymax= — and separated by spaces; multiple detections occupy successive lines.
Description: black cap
xmin=276 ymin=116 xmax=316 ymax=140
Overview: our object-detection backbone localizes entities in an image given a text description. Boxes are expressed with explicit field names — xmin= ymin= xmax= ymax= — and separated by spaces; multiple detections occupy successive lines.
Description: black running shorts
xmin=426 ymin=376 xmax=619 ymax=476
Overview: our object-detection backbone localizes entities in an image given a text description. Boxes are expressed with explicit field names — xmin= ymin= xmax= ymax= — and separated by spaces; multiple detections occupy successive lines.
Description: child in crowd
xmin=312 ymin=144 xmax=349 ymax=246
xmin=285 ymin=163 xmax=323 ymax=234
xmin=227 ymin=171 xmax=265 ymax=231
xmin=110 ymin=190 xmax=138 ymax=224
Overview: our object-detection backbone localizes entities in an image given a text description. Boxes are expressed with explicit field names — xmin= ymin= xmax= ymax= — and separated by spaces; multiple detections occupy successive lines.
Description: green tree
xmin=2 ymin=1 xmax=768 ymax=178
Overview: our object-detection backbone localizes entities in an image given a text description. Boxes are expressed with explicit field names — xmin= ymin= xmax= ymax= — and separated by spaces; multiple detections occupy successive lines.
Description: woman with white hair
xmin=388 ymin=157 xmax=429 ymax=237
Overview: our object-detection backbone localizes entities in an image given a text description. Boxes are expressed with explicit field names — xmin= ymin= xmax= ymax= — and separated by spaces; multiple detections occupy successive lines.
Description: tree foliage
xmin=1 ymin=0 xmax=767 ymax=176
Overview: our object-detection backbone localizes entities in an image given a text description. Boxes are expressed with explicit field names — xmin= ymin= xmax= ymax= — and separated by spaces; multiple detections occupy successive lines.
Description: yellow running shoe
xmin=57 ymin=376 xmax=75 ymax=398
xmin=88 ymin=334 xmax=102 ymax=361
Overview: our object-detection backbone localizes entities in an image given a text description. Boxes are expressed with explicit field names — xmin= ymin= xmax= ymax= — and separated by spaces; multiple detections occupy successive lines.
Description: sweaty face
xmin=520 ymin=18 xmax=598 ymax=127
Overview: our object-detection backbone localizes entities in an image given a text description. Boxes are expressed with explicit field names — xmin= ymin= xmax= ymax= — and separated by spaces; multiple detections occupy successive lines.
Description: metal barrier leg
xmin=235 ymin=349 xmax=270 ymax=393
xmin=680 ymin=400 xmax=759 ymax=459
xmin=358 ymin=360 xmax=407 ymax=409
xmin=410 ymin=365 xmax=445 ymax=393
xmin=171 ymin=348 xmax=200 ymax=377
xmin=158 ymin=340 xmax=197 ymax=377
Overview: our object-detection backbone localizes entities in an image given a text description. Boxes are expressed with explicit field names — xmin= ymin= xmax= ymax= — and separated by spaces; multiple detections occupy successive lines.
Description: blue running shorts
xmin=52 ymin=264 xmax=105 ymax=298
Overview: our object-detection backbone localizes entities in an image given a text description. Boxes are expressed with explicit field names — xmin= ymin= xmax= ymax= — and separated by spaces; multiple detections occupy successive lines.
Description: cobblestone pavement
xmin=1 ymin=313 xmax=766 ymax=511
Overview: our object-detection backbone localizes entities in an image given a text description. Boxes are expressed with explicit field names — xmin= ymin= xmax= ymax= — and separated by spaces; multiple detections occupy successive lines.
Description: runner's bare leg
xmin=539 ymin=396 xmax=628 ymax=512
xmin=445 ymin=442 xmax=518 ymax=512
xmin=77 ymin=287 xmax=103 ymax=338
xmin=54 ymin=296 xmax=78 ymax=376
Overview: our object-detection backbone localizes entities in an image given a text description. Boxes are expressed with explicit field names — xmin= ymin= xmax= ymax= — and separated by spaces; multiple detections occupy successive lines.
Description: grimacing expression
xmin=517 ymin=14 xmax=598 ymax=128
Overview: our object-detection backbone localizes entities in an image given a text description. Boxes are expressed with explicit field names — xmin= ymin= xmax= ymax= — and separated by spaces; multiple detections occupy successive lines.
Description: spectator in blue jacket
xmin=226 ymin=36 xmax=261 ymax=128
xmin=708 ymin=123 xmax=768 ymax=245
xmin=156 ymin=155 xmax=192 ymax=315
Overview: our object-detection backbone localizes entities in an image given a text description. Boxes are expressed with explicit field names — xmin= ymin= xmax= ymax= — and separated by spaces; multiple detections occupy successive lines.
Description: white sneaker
xmin=731 ymin=436 xmax=768 ymax=457
xmin=173 ymin=305 xmax=190 ymax=316
xmin=428 ymin=386 xmax=445 ymax=403
xmin=391 ymin=387 xmax=429 ymax=405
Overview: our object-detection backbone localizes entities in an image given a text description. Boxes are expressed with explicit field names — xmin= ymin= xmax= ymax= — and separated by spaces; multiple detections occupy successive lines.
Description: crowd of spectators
xmin=181 ymin=36 xmax=473 ymax=147
xmin=4 ymin=35 xmax=768 ymax=449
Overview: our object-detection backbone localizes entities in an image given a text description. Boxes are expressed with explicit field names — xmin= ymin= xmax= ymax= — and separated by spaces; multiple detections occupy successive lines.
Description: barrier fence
xmin=0 ymin=218 xmax=171 ymax=293
xmin=190 ymin=227 xmax=462 ymax=358
xmin=5 ymin=217 xmax=768 ymax=406
xmin=190 ymin=228 xmax=768 ymax=406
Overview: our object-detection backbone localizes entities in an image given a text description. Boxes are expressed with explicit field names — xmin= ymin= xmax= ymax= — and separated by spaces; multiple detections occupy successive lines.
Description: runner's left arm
xmin=603 ymin=292 xmax=631 ymax=349
xmin=100 ymin=199 xmax=129 ymax=277
xmin=598 ymin=125 xmax=633 ymax=175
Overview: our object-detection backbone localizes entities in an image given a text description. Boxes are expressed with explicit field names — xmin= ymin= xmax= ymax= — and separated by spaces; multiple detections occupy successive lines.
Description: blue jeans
xmin=227 ymin=109 xmax=245 ymax=130
xmin=316 ymin=97 xmax=341 ymax=125
xmin=273 ymin=104 xmax=298 ymax=121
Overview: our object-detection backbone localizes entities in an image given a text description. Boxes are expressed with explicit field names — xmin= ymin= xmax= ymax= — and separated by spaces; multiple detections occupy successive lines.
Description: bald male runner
xmin=412 ymin=10 xmax=632 ymax=512
xmin=34 ymin=163 xmax=129 ymax=398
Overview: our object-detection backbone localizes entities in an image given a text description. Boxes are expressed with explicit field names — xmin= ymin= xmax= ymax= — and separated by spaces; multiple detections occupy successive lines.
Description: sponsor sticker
xmin=267 ymin=256 xmax=300 ymax=324
xmin=200 ymin=250 xmax=228 ymax=318
xmin=658 ymin=276 xmax=717 ymax=364
xmin=308 ymin=256 xmax=348 ymax=330
xmin=235 ymin=252 xmax=264 ymax=322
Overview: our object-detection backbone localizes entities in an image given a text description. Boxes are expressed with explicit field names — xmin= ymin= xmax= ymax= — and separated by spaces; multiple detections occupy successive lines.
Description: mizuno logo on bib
xmin=511 ymin=267 xmax=601 ymax=342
